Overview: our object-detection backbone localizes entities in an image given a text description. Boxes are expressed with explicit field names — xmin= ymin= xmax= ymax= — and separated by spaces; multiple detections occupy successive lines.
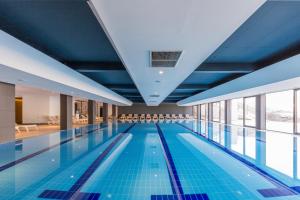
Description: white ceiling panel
xmin=89 ymin=0 xmax=265 ymax=105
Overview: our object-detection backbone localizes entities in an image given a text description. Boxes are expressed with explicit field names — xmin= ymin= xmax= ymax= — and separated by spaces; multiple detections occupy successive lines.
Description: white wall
xmin=49 ymin=95 xmax=60 ymax=117
xmin=22 ymin=94 xmax=60 ymax=124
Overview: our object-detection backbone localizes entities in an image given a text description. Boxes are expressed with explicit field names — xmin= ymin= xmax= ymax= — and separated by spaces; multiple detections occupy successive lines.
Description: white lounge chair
xmin=159 ymin=114 xmax=165 ymax=120
xmin=79 ymin=115 xmax=88 ymax=124
xmin=15 ymin=123 xmax=38 ymax=133
xmin=96 ymin=116 xmax=102 ymax=122
xmin=171 ymin=114 xmax=178 ymax=120
xmin=146 ymin=114 xmax=152 ymax=121
xmin=140 ymin=114 xmax=145 ymax=121
xmin=185 ymin=114 xmax=192 ymax=119
xmin=119 ymin=114 xmax=126 ymax=120
xmin=178 ymin=114 xmax=184 ymax=119
xmin=133 ymin=114 xmax=139 ymax=121
xmin=153 ymin=114 xmax=158 ymax=121
xmin=126 ymin=114 xmax=133 ymax=121
xmin=48 ymin=116 xmax=59 ymax=125
xmin=165 ymin=114 xmax=171 ymax=120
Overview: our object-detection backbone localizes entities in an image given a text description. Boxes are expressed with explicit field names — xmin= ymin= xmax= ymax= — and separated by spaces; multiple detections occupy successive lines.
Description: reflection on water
xmin=266 ymin=131 xmax=293 ymax=178
xmin=193 ymin=120 xmax=300 ymax=186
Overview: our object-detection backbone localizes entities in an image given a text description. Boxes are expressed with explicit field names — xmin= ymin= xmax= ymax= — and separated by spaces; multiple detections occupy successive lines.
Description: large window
xmin=297 ymin=90 xmax=300 ymax=133
xmin=220 ymin=101 xmax=225 ymax=123
xmin=231 ymin=98 xmax=244 ymax=126
xmin=200 ymin=104 xmax=207 ymax=121
xmin=266 ymin=90 xmax=294 ymax=133
xmin=244 ymin=97 xmax=256 ymax=127
xmin=212 ymin=102 xmax=220 ymax=122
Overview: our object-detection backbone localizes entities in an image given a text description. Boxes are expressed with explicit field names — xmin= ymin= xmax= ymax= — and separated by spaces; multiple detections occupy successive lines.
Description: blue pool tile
xmin=156 ymin=123 xmax=184 ymax=195
xmin=155 ymin=123 xmax=210 ymax=200
xmin=0 ymin=125 xmax=105 ymax=173
xmin=0 ymin=137 xmax=73 ymax=172
xmin=176 ymin=122 xmax=300 ymax=198
xmin=38 ymin=123 xmax=136 ymax=200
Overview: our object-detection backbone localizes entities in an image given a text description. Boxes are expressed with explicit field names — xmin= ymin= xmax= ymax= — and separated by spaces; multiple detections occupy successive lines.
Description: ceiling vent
xmin=149 ymin=94 xmax=160 ymax=98
xmin=150 ymin=51 xmax=182 ymax=68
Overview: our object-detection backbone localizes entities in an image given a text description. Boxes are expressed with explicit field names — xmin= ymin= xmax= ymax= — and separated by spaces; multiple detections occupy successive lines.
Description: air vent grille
xmin=149 ymin=94 xmax=160 ymax=98
xmin=150 ymin=51 xmax=182 ymax=68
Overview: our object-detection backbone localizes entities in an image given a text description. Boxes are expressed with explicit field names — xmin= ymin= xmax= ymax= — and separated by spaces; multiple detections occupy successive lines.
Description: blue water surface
xmin=0 ymin=120 xmax=300 ymax=200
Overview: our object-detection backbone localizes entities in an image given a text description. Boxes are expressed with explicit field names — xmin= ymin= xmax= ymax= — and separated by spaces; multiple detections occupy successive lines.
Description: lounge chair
xmin=171 ymin=114 xmax=178 ymax=120
xmin=119 ymin=114 xmax=126 ymax=120
xmin=185 ymin=114 xmax=192 ymax=119
xmin=146 ymin=114 xmax=152 ymax=121
xmin=15 ymin=123 xmax=38 ymax=133
xmin=159 ymin=114 xmax=165 ymax=120
xmin=96 ymin=116 xmax=102 ymax=122
xmin=140 ymin=114 xmax=145 ymax=121
xmin=178 ymin=114 xmax=184 ymax=119
xmin=126 ymin=114 xmax=133 ymax=121
xmin=81 ymin=115 xmax=88 ymax=123
xmin=165 ymin=114 xmax=171 ymax=120
xmin=133 ymin=114 xmax=139 ymax=121
xmin=153 ymin=114 xmax=158 ymax=121
xmin=48 ymin=116 xmax=59 ymax=125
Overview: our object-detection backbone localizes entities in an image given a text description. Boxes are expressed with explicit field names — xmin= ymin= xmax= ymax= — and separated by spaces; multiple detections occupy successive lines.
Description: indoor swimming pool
xmin=1 ymin=121 xmax=300 ymax=200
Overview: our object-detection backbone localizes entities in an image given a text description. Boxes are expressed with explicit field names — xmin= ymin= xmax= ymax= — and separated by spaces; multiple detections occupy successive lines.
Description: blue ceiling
xmin=205 ymin=1 xmax=300 ymax=64
xmin=0 ymin=0 xmax=300 ymax=103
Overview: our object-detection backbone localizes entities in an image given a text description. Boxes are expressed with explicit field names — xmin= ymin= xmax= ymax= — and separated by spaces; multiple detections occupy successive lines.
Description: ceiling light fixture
xmin=159 ymin=70 xmax=164 ymax=75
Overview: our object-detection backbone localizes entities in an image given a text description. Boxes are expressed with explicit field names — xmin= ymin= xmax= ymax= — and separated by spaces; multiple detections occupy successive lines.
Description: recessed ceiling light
xmin=159 ymin=70 xmax=164 ymax=75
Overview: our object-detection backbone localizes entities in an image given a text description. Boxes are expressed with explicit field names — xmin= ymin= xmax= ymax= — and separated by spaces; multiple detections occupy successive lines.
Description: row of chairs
xmin=119 ymin=114 xmax=193 ymax=121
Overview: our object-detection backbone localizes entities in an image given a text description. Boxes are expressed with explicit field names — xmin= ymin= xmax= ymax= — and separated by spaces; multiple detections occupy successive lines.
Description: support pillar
xmin=224 ymin=100 xmax=232 ymax=134
xmin=102 ymin=103 xmax=109 ymax=123
xmin=0 ymin=82 xmax=15 ymax=142
xmin=88 ymin=100 xmax=96 ymax=124
xmin=256 ymin=94 xmax=266 ymax=130
xmin=112 ymin=105 xmax=116 ymax=119
xmin=197 ymin=105 xmax=201 ymax=120
xmin=208 ymin=103 xmax=213 ymax=122
xmin=115 ymin=106 xmax=118 ymax=118
xmin=60 ymin=94 xmax=72 ymax=130
xmin=225 ymin=100 xmax=231 ymax=125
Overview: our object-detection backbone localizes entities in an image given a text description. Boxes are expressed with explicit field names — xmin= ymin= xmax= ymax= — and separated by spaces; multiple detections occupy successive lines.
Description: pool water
xmin=1 ymin=121 xmax=300 ymax=200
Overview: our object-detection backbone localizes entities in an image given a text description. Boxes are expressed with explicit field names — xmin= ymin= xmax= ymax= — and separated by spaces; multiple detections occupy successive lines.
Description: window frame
xmin=212 ymin=101 xmax=221 ymax=122
xmin=265 ymin=90 xmax=295 ymax=134
xmin=243 ymin=96 xmax=257 ymax=128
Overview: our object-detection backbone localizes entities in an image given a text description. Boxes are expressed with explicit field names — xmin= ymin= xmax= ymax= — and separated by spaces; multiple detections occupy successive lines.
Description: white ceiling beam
xmin=178 ymin=54 xmax=300 ymax=106
xmin=0 ymin=30 xmax=132 ymax=106
xmin=89 ymin=0 xmax=266 ymax=106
